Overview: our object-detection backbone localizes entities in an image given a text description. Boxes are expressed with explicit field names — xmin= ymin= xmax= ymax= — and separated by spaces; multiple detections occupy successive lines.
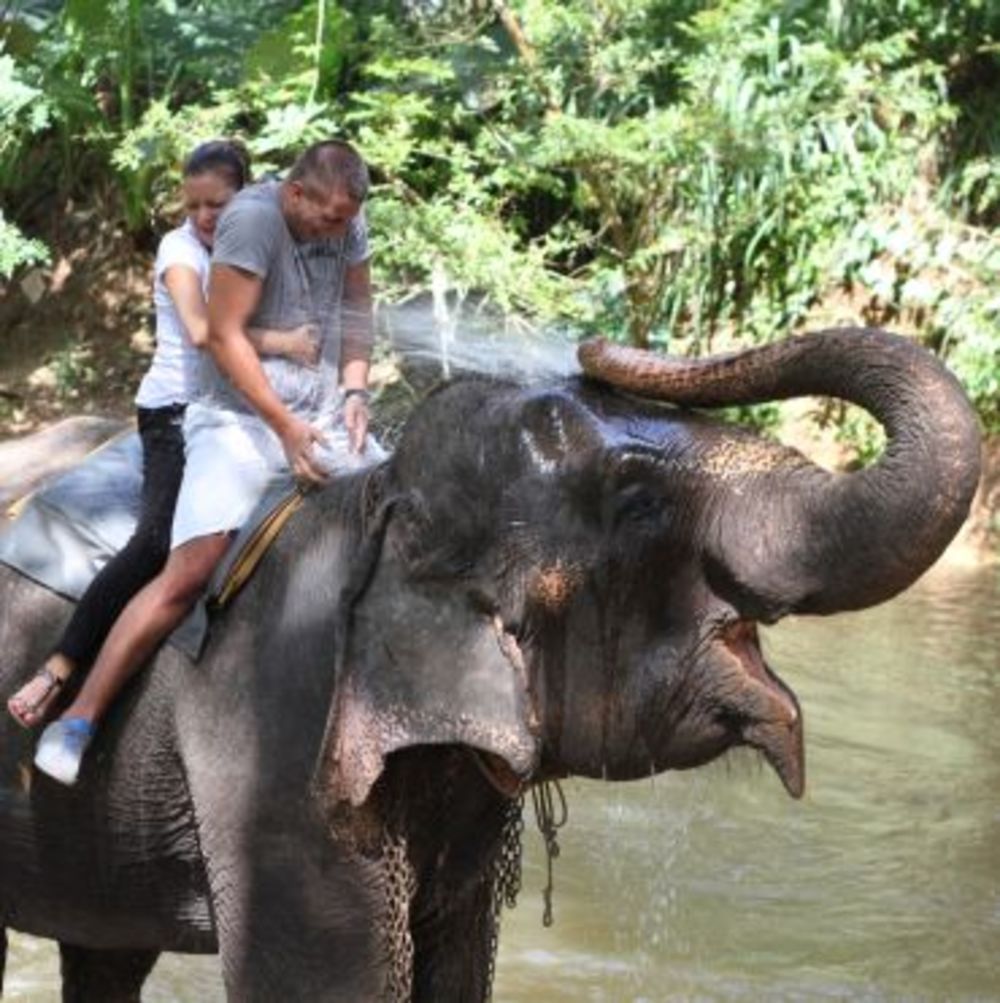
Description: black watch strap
xmin=343 ymin=388 xmax=371 ymax=403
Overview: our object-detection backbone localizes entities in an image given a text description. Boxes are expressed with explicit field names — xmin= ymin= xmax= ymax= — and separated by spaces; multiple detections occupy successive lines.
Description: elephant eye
xmin=613 ymin=482 xmax=666 ymax=528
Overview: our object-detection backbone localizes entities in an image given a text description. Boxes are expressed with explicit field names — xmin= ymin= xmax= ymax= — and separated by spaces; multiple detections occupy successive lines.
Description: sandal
xmin=7 ymin=666 xmax=67 ymax=729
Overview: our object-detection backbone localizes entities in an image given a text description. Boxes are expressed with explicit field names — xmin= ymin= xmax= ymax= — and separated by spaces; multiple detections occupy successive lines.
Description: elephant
xmin=0 ymin=327 xmax=981 ymax=1002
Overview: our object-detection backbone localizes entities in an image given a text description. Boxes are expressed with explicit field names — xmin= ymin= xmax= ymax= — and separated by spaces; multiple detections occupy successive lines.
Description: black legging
xmin=56 ymin=404 xmax=187 ymax=667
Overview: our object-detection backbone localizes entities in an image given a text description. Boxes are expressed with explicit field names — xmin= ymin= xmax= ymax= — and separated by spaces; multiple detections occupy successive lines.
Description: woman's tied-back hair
xmin=287 ymin=139 xmax=369 ymax=203
xmin=183 ymin=139 xmax=251 ymax=191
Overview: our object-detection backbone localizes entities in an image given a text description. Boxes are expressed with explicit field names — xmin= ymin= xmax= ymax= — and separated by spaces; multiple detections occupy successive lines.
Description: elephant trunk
xmin=578 ymin=328 xmax=982 ymax=617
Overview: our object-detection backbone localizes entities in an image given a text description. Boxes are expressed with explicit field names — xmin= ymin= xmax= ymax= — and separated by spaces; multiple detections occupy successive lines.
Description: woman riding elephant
xmin=27 ymin=139 xmax=379 ymax=785
xmin=7 ymin=140 xmax=316 ymax=732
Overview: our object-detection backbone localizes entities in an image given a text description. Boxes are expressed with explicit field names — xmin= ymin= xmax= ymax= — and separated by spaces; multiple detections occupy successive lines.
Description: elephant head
xmin=316 ymin=328 xmax=981 ymax=806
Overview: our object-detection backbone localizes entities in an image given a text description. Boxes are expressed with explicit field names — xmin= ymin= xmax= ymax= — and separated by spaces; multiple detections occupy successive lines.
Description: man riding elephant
xmin=34 ymin=138 xmax=382 ymax=785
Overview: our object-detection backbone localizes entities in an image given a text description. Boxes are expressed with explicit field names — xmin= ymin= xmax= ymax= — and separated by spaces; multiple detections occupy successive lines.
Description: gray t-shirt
xmin=201 ymin=181 xmax=370 ymax=417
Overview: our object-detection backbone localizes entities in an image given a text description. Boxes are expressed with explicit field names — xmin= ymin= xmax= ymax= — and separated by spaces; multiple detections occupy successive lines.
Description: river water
xmin=6 ymin=564 xmax=999 ymax=1001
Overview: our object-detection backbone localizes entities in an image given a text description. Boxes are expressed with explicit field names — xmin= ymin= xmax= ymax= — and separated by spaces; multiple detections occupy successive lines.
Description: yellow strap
xmin=212 ymin=490 xmax=305 ymax=609
xmin=6 ymin=493 xmax=31 ymax=520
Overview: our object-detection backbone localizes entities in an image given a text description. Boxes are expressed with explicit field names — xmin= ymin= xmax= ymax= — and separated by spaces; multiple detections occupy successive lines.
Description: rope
xmin=531 ymin=779 xmax=568 ymax=927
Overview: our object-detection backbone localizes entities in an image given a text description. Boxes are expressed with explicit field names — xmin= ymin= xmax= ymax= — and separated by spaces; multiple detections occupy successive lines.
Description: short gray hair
xmin=287 ymin=139 xmax=369 ymax=202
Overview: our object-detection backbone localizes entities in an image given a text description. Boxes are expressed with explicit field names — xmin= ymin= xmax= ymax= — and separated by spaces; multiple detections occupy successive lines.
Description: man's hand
xmin=344 ymin=393 xmax=369 ymax=454
xmin=278 ymin=415 xmax=329 ymax=486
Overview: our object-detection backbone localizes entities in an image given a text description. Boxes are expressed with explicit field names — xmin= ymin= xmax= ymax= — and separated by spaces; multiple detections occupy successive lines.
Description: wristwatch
xmin=343 ymin=388 xmax=371 ymax=404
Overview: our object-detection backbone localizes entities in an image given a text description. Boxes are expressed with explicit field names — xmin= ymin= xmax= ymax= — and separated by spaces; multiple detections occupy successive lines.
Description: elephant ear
xmin=314 ymin=497 xmax=540 ymax=809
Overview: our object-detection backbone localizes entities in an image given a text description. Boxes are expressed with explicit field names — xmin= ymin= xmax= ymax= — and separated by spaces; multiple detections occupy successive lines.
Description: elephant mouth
xmin=469 ymin=747 xmax=530 ymax=798
xmin=722 ymin=621 xmax=805 ymax=799
xmin=744 ymin=709 xmax=805 ymax=798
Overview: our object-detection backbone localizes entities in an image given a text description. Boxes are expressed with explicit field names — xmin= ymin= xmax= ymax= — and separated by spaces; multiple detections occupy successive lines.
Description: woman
xmin=8 ymin=140 xmax=315 ymax=727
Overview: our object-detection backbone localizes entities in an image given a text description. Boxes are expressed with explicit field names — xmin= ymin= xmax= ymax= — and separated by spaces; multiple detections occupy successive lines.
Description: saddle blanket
xmin=0 ymin=429 xmax=300 ymax=660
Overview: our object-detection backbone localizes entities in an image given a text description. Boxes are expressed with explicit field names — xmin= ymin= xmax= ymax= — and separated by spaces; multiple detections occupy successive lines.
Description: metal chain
xmin=371 ymin=776 xmax=568 ymax=1002
xmin=378 ymin=824 xmax=417 ymax=1003
xmin=484 ymin=792 xmax=526 ymax=1001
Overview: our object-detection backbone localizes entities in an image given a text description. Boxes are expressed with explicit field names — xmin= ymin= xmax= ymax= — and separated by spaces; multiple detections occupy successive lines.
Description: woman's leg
xmin=35 ymin=412 xmax=283 ymax=784
xmin=34 ymin=532 xmax=230 ymax=785
xmin=8 ymin=409 xmax=185 ymax=727
xmin=59 ymin=408 xmax=187 ymax=667
xmin=61 ymin=532 xmax=230 ymax=725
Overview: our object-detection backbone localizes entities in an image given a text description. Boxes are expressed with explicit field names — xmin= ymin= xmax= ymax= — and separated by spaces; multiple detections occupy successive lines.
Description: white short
xmin=170 ymin=401 xmax=385 ymax=548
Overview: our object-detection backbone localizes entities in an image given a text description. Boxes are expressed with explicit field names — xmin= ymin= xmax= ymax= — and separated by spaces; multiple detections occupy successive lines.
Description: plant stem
xmin=310 ymin=0 xmax=327 ymax=104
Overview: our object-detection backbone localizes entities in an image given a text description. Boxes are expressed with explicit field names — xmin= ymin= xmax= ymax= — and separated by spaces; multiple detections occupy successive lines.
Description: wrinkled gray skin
xmin=0 ymin=329 xmax=982 ymax=1002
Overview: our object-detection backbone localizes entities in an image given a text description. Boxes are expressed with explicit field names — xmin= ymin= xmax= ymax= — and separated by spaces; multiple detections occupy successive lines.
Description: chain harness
xmin=366 ymin=776 xmax=566 ymax=1003
xmin=378 ymin=823 xmax=418 ymax=1003
xmin=484 ymin=791 xmax=527 ymax=997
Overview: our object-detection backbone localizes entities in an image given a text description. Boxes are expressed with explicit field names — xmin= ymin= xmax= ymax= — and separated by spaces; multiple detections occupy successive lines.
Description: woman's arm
xmin=162 ymin=264 xmax=210 ymax=347
xmin=246 ymin=324 xmax=319 ymax=367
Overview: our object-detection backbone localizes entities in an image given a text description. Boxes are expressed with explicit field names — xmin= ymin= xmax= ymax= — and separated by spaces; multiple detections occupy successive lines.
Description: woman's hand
xmin=246 ymin=324 xmax=320 ymax=367
xmin=279 ymin=323 xmax=320 ymax=367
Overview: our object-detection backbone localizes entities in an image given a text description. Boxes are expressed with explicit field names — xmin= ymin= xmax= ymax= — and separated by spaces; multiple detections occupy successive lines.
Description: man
xmin=35 ymin=140 xmax=377 ymax=785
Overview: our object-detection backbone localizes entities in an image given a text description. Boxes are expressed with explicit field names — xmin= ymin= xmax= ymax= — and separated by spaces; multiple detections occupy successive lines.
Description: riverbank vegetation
xmin=1 ymin=1 xmax=998 ymax=524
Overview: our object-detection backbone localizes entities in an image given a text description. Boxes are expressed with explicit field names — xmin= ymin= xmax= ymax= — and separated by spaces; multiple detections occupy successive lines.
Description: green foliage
xmin=501 ymin=9 xmax=956 ymax=350
xmin=49 ymin=339 xmax=97 ymax=400
xmin=833 ymin=407 xmax=887 ymax=470
xmin=0 ymin=50 xmax=50 ymax=144
xmin=0 ymin=211 xmax=50 ymax=278
xmin=0 ymin=47 xmax=53 ymax=215
xmin=717 ymin=402 xmax=783 ymax=435
xmin=369 ymin=195 xmax=576 ymax=319
xmin=825 ymin=204 xmax=1000 ymax=435
xmin=0 ymin=0 xmax=307 ymax=230
xmin=112 ymin=97 xmax=244 ymax=226
xmin=944 ymin=156 xmax=1000 ymax=222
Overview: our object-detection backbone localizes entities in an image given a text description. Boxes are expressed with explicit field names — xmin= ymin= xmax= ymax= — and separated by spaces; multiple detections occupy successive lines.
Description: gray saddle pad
xmin=0 ymin=430 xmax=293 ymax=660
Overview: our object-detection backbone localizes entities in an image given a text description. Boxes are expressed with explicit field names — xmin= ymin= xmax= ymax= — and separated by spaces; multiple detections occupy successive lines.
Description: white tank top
xmin=134 ymin=219 xmax=208 ymax=408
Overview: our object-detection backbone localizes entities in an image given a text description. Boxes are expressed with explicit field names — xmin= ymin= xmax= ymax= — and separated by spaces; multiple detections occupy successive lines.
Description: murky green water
xmin=7 ymin=564 xmax=1000 ymax=1001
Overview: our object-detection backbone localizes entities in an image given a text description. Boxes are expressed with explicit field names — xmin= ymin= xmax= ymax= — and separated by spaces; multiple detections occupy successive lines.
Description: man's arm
xmin=164 ymin=264 xmax=316 ymax=366
xmin=339 ymin=259 xmax=374 ymax=453
xmin=207 ymin=263 xmax=328 ymax=483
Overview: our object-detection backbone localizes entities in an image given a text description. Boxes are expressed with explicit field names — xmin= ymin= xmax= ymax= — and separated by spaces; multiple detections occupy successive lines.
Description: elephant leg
xmin=205 ymin=827 xmax=388 ymax=1002
xmin=58 ymin=943 xmax=159 ymax=1003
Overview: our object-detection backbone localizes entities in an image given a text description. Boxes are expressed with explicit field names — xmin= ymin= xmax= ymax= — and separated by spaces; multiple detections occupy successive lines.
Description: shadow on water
xmin=7 ymin=565 xmax=1000 ymax=1001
